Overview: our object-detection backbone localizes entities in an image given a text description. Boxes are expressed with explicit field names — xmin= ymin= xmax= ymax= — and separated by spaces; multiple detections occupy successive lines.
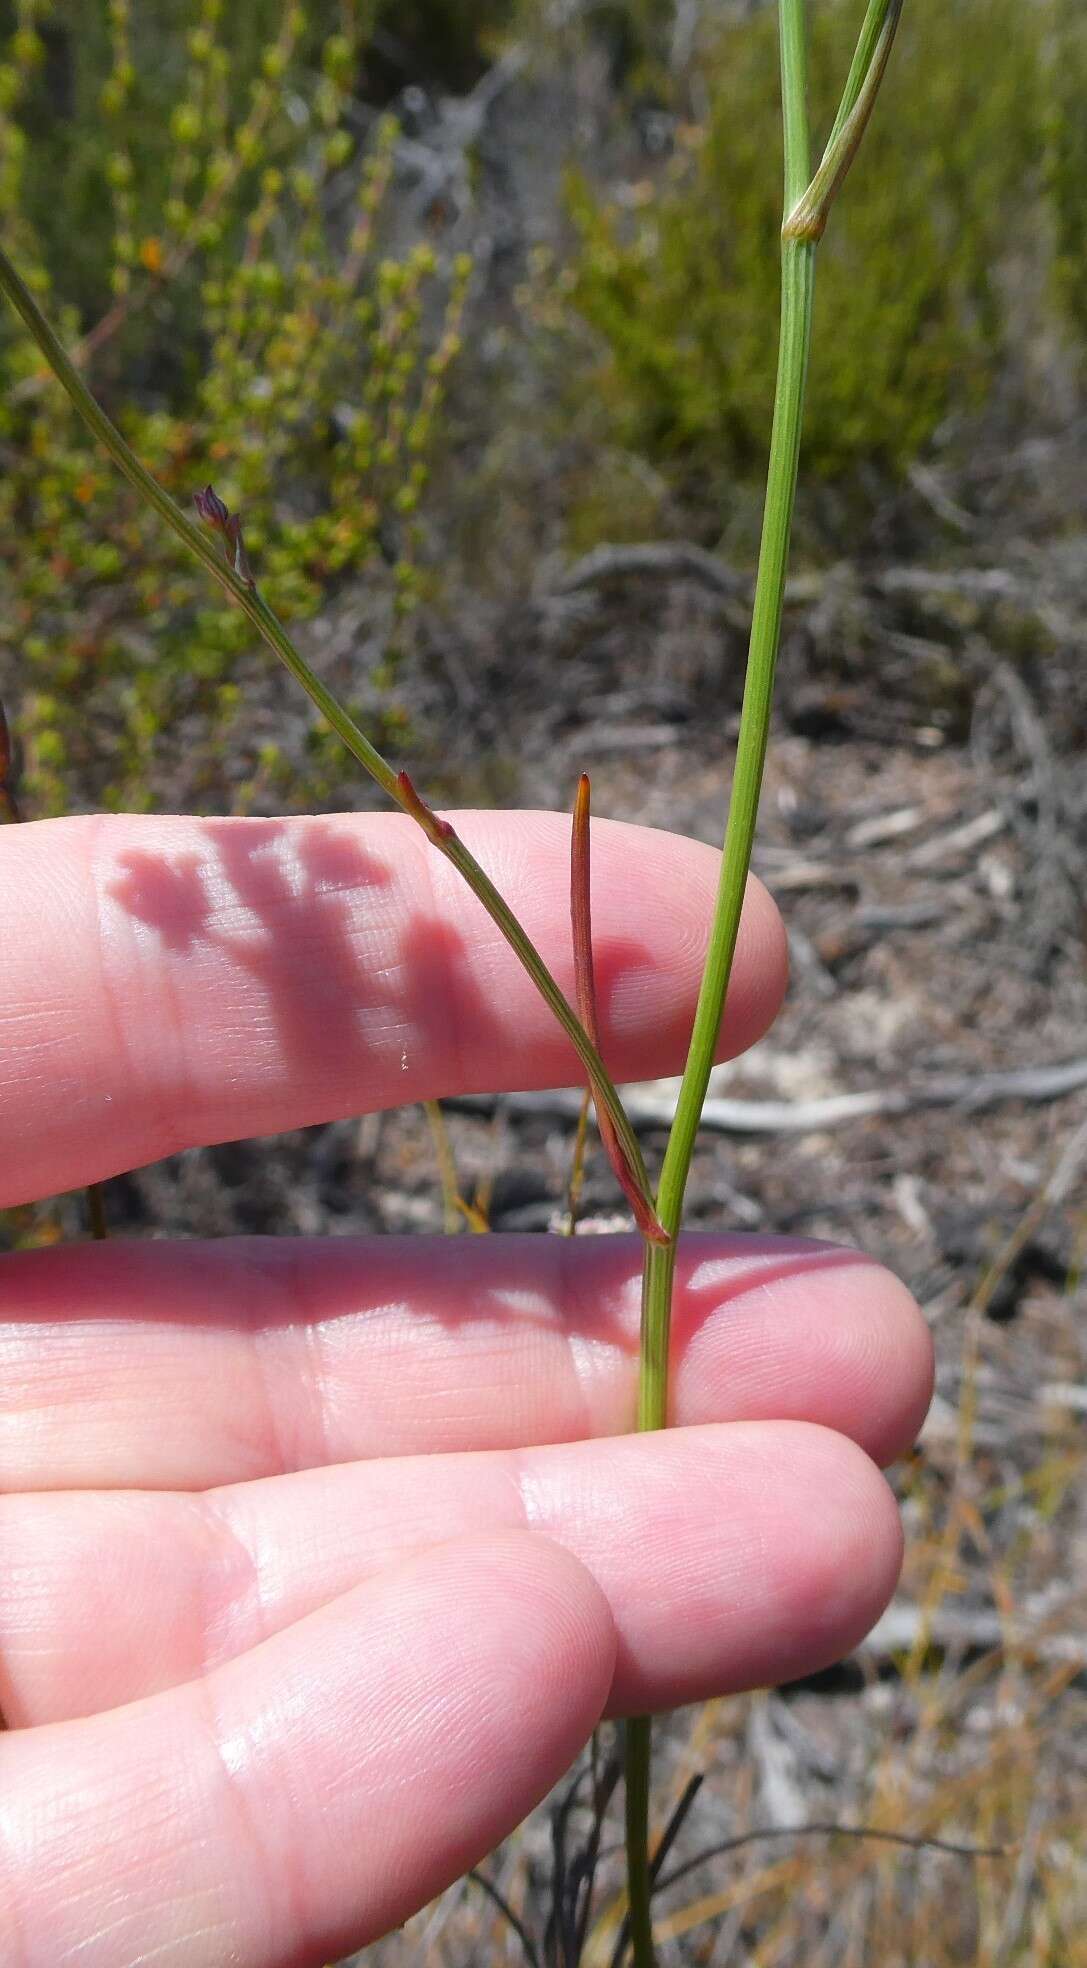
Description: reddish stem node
xmin=396 ymin=769 xmax=455 ymax=843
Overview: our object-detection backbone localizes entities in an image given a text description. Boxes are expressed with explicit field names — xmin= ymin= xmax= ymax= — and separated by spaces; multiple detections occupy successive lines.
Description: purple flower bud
xmin=194 ymin=484 xmax=256 ymax=588
xmin=194 ymin=483 xmax=231 ymax=531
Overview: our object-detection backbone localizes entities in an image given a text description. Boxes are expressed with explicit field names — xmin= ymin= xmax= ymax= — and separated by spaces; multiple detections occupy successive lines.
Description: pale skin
xmin=0 ymin=806 xmax=933 ymax=1966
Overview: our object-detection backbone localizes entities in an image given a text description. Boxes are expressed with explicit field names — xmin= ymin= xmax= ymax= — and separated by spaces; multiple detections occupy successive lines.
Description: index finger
xmin=0 ymin=808 xmax=785 ymax=1205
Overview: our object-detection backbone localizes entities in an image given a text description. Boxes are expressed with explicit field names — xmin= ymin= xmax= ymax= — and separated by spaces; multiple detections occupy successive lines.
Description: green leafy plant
xmin=567 ymin=0 xmax=1057 ymax=502
xmin=0 ymin=0 xmax=468 ymax=814
xmin=0 ymin=2 xmax=905 ymax=1958
xmin=1047 ymin=0 xmax=1087 ymax=349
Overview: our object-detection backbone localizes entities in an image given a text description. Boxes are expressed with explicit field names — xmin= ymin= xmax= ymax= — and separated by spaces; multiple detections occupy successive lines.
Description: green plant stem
xmin=785 ymin=0 xmax=903 ymax=241
xmin=636 ymin=235 xmax=815 ymax=1402
xmin=624 ymin=1 xmax=816 ymax=1959
xmin=0 ymin=242 xmax=655 ymax=1222
xmin=623 ymin=1715 xmax=654 ymax=1966
xmin=623 ymin=0 xmax=905 ymax=1948
xmin=824 ymin=0 xmax=903 ymax=156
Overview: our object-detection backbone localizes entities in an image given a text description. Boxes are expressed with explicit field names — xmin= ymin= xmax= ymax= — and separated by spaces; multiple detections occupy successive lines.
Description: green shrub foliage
xmin=0 ymin=0 xmax=470 ymax=813
xmin=568 ymin=0 xmax=1075 ymax=496
xmin=1048 ymin=0 xmax=1087 ymax=348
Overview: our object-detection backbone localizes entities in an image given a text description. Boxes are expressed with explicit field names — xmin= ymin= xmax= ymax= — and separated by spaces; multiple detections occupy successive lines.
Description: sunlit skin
xmin=0 ymin=808 xmax=933 ymax=1966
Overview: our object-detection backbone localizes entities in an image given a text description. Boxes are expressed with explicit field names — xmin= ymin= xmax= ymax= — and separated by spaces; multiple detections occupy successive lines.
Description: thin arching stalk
xmin=423 ymin=1100 xmax=466 ymax=1235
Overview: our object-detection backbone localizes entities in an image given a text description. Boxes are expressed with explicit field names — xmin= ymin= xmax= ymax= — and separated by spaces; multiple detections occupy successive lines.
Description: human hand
xmin=0 ymin=807 xmax=932 ymax=1965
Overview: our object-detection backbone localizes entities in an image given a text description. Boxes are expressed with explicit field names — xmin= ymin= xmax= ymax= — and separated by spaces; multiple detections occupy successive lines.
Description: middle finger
xmin=0 ymin=1234 xmax=932 ymax=1488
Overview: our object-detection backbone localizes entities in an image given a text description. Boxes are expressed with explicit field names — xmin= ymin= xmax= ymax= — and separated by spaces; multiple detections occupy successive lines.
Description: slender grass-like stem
xmin=623 ymin=0 xmax=902 ymax=1956
xmin=823 ymin=0 xmax=904 ymax=158
xmin=0 ymin=242 xmax=656 ymax=1224
xmin=423 ymin=1100 xmax=464 ymax=1235
xmin=563 ymin=1087 xmax=592 ymax=1234
xmin=785 ymin=0 xmax=903 ymax=242
xmin=623 ymin=9 xmax=813 ymax=1951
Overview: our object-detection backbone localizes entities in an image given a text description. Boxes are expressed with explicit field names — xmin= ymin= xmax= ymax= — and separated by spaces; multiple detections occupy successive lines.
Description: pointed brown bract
xmin=571 ymin=773 xmax=595 ymax=1038
xmin=396 ymin=769 xmax=455 ymax=844
xmin=570 ymin=771 xmax=669 ymax=1246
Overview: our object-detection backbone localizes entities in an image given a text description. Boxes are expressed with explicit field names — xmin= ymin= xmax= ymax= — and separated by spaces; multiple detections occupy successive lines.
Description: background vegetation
xmin=568 ymin=0 xmax=1075 ymax=488
xmin=0 ymin=0 xmax=471 ymax=811
xmin=2 ymin=0 xmax=1084 ymax=814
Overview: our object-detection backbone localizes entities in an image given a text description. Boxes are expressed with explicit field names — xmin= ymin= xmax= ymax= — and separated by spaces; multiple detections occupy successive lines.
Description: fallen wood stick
xmin=550 ymin=542 xmax=1040 ymax=616
xmin=904 ymin=807 xmax=1007 ymax=868
xmin=451 ymin=1058 xmax=1087 ymax=1136
xmin=551 ymin=540 xmax=747 ymax=600
xmin=861 ymin=1599 xmax=1087 ymax=1671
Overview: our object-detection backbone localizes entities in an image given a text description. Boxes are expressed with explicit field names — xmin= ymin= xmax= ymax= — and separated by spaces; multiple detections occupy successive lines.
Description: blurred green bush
xmin=0 ymin=0 xmax=471 ymax=813
xmin=1048 ymin=0 xmax=1087 ymax=348
xmin=567 ymin=0 xmax=1082 ymax=501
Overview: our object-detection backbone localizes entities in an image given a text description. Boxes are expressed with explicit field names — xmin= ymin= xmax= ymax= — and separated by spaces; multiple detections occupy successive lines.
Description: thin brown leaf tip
xmin=193 ymin=483 xmax=254 ymax=587
xmin=570 ymin=769 xmax=670 ymax=1247
xmin=571 ymin=772 xmax=596 ymax=1040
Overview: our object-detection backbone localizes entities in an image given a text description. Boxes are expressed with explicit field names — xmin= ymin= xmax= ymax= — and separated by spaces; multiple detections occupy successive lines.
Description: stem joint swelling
xmin=395 ymin=770 xmax=456 ymax=845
